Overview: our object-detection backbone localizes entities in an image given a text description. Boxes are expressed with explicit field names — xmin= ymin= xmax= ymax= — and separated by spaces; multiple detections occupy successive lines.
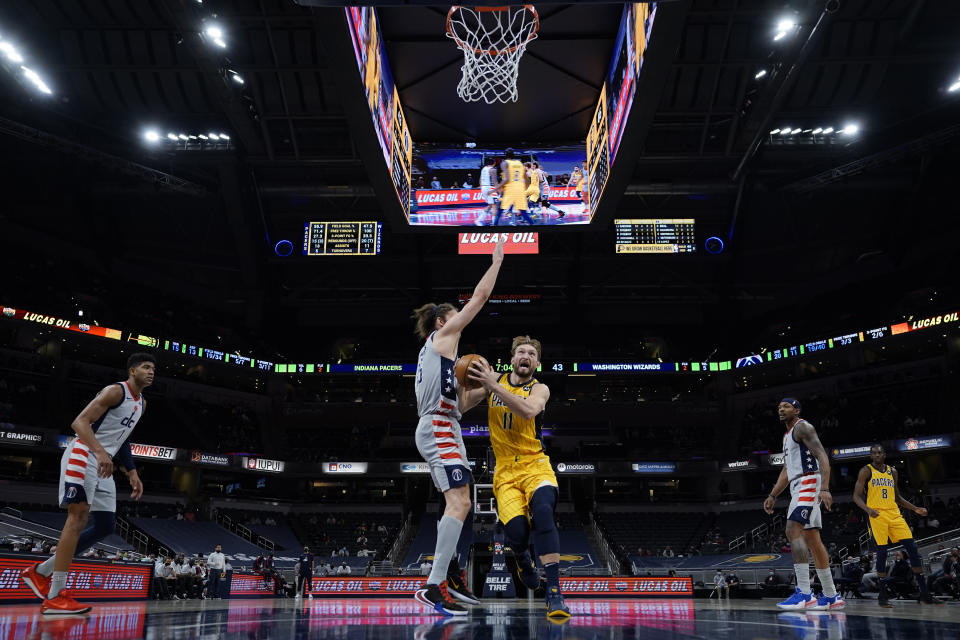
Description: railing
xmin=728 ymin=534 xmax=746 ymax=552
xmin=132 ymin=531 xmax=150 ymax=555
xmin=386 ymin=512 xmax=415 ymax=566
xmin=587 ymin=514 xmax=621 ymax=575
xmin=216 ymin=512 xmax=276 ymax=551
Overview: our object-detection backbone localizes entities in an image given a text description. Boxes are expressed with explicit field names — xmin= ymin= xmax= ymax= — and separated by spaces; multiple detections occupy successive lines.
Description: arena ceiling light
xmin=773 ymin=17 xmax=796 ymax=41
xmin=0 ymin=41 xmax=24 ymax=63
xmin=21 ymin=66 xmax=52 ymax=94
xmin=228 ymin=69 xmax=244 ymax=84
xmin=841 ymin=123 xmax=859 ymax=135
xmin=950 ymin=77 xmax=960 ymax=93
xmin=755 ymin=69 xmax=767 ymax=79
xmin=145 ymin=127 xmax=233 ymax=150
xmin=204 ymin=24 xmax=226 ymax=48
xmin=143 ymin=129 xmax=161 ymax=144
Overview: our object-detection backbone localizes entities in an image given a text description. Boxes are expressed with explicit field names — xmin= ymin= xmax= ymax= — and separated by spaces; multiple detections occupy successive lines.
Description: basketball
xmin=455 ymin=354 xmax=489 ymax=390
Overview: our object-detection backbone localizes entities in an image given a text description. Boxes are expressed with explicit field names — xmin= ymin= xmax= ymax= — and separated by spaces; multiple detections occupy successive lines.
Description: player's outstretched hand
xmin=820 ymin=490 xmax=833 ymax=511
xmin=467 ymin=360 xmax=499 ymax=391
xmin=763 ymin=495 xmax=775 ymax=515
xmin=492 ymin=235 xmax=506 ymax=263
xmin=95 ymin=449 xmax=114 ymax=478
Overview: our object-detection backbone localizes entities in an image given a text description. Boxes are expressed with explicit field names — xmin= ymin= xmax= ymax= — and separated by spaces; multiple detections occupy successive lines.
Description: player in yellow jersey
xmin=494 ymin=149 xmax=535 ymax=226
xmin=853 ymin=444 xmax=940 ymax=606
xmin=523 ymin=162 xmax=540 ymax=215
xmin=462 ymin=335 xmax=569 ymax=618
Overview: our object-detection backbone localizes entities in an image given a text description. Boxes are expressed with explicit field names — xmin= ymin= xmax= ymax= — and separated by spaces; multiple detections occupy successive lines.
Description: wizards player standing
xmin=21 ymin=353 xmax=154 ymax=615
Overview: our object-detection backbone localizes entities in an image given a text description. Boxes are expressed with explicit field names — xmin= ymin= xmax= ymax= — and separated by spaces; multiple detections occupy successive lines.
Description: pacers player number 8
xmin=881 ymin=488 xmax=888 ymax=499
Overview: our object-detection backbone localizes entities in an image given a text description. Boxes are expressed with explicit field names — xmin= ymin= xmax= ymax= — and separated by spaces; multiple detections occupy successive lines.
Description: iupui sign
xmin=0 ymin=427 xmax=43 ymax=446
xmin=129 ymin=443 xmax=177 ymax=460
xmin=558 ymin=577 xmax=693 ymax=596
xmin=243 ymin=457 xmax=285 ymax=473
xmin=323 ymin=462 xmax=368 ymax=474
xmin=895 ymin=435 xmax=952 ymax=452
xmin=0 ymin=555 xmax=150 ymax=602
xmin=555 ymin=462 xmax=595 ymax=474
xmin=458 ymin=232 xmax=539 ymax=255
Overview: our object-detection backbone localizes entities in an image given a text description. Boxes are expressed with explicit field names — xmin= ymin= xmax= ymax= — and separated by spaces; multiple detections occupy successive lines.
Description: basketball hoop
xmin=446 ymin=5 xmax=540 ymax=104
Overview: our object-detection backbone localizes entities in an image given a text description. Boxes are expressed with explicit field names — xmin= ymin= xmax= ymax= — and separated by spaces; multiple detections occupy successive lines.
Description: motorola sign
xmin=555 ymin=462 xmax=595 ymax=474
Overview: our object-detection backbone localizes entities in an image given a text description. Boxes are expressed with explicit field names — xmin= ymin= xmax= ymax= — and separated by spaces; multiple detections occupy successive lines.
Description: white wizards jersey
xmin=783 ymin=419 xmax=819 ymax=481
xmin=480 ymin=165 xmax=495 ymax=189
xmin=70 ymin=381 xmax=145 ymax=457
xmin=415 ymin=333 xmax=461 ymax=420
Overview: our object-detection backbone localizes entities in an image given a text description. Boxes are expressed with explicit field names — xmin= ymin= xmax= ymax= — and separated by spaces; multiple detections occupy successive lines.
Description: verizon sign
xmin=458 ymin=232 xmax=539 ymax=255
xmin=129 ymin=443 xmax=177 ymax=460
xmin=243 ymin=457 xmax=285 ymax=473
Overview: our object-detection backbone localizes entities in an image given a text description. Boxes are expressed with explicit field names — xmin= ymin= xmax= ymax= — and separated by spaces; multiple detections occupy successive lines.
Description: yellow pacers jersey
xmin=866 ymin=464 xmax=897 ymax=510
xmin=488 ymin=374 xmax=544 ymax=460
xmin=503 ymin=160 xmax=525 ymax=193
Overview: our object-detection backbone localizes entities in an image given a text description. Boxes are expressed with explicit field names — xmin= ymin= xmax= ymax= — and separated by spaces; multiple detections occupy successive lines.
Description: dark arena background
xmin=1 ymin=0 xmax=960 ymax=638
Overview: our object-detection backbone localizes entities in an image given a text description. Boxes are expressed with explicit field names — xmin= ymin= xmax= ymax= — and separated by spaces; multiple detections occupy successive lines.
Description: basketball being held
xmin=454 ymin=354 xmax=489 ymax=390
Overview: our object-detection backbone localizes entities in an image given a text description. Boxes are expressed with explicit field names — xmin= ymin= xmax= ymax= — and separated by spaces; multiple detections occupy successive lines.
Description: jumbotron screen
xmin=409 ymin=144 xmax=591 ymax=227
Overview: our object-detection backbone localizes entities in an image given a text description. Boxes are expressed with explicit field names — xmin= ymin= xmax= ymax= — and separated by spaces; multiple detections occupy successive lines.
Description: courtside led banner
xmin=559 ymin=577 xmax=693 ymax=596
xmin=310 ymin=577 xmax=426 ymax=595
xmin=129 ymin=443 xmax=177 ymax=460
xmin=229 ymin=573 xmax=275 ymax=596
xmin=458 ymin=232 xmax=539 ymax=255
xmin=1 ymin=307 xmax=122 ymax=340
xmin=0 ymin=555 xmax=150 ymax=602
xmin=0 ymin=603 xmax=147 ymax=639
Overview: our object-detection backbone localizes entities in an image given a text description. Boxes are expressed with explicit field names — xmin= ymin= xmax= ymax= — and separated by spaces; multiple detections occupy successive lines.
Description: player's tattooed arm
xmin=892 ymin=467 xmax=926 ymax=516
xmin=796 ymin=422 xmax=832 ymax=509
xmin=852 ymin=466 xmax=878 ymax=517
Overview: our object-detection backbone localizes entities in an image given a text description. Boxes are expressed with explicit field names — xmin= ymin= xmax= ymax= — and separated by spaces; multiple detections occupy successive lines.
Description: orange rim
xmin=446 ymin=5 xmax=539 ymax=57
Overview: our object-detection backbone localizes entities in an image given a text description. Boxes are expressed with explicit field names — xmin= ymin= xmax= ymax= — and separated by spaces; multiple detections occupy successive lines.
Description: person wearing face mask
xmin=295 ymin=546 xmax=315 ymax=599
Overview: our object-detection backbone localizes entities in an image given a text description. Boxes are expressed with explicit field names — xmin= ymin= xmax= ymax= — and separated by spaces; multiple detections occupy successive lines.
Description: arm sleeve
xmin=117 ymin=439 xmax=136 ymax=472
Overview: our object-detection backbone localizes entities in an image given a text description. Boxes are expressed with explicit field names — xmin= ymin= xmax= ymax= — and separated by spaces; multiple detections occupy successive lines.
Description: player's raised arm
xmin=71 ymin=384 xmax=124 ymax=478
xmin=436 ymin=236 xmax=506 ymax=341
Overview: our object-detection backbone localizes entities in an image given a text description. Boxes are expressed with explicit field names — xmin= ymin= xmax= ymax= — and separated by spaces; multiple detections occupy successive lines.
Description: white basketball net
xmin=446 ymin=5 xmax=539 ymax=104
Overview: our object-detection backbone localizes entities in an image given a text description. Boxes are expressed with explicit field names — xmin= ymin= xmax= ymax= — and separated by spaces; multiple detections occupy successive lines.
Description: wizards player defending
xmin=853 ymin=444 xmax=941 ymax=606
xmin=464 ymin=336 xmax=570 ymax=618
xmin=763 ymin=398 xmax=844 ymax=610
xmin=22 ymin=353 xmax=154 ymax=615
xmin=411 ymin=236 xmax=505 ymax=616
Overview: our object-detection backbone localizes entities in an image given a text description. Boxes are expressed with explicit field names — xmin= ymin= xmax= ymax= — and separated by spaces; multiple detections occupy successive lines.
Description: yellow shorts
xmin=525 ymin=184 xmax=540 ymax=202
xmin=500 ymin=188 xmax=528 ymax=212
xmin=493 ymin=454 xmax=558 ymax=524
xmin=867 ymin=509 xmax=913 ymax=545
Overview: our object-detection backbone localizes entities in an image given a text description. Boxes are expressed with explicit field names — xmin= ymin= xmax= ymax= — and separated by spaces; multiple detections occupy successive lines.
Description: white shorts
xmin=58 ymin=438 xmax=116 ymax=512
xmin=481 ymin=187 xmax=498 ymax=205
xmin=786 ymin=474 xmax=822 ymax=530
xmin=414 ymin=414 xmax=471 ymax=493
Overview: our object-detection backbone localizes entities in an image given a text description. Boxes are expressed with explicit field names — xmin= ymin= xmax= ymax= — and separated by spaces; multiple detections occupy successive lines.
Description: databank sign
xmin=191 ymin=450 xmax=230 ymax=466
xmin=323 ymin=462 xmax=368 ymax=474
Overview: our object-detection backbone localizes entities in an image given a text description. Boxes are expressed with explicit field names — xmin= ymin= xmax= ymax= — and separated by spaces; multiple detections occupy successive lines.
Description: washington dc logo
xmin=452 ymin=468 xmax=463 ymax=482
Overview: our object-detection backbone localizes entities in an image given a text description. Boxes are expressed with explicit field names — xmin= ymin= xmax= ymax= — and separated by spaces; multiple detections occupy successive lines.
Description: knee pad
xmin=902 ymin=539 xmax=922 ymax=567
xmin=875 ymin=545 xmax=889 ymax=574
xmin=529 ymin=486 xmax=559 ymax=557
xmin=503 ymin=516 xmax=530 ymax=549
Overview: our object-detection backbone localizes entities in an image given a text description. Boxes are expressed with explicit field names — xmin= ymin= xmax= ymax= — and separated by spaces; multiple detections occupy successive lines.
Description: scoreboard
xmin=302 ymin=221 xmax=382 ymax=256
xmin=586 ymin=85 xmax=610 ymax=217
xmin=614 ymin=218 xmax=696 ymax=253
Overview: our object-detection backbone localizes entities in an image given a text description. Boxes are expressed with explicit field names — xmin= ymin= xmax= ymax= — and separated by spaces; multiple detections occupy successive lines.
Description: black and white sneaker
xmin=414 ymin=583 xmax=468 ymax=616
xmin=516 ymin=551 xmax=542 ymax=590
xmin=445 ymin=571 xmax=481 ymax=605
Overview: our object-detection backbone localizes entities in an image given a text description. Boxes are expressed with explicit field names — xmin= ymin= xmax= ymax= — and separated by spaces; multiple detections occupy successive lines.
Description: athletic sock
xmin=816 ymin=568 xmax=837 ymax=597
xmin=36 ymin=556 xmax=56 ymax=577
xmin=447 ymin=554 xmax=460 ymax=578
xmin=49 ymin=571 xmax=67 ymax=599
xmin=794 ymin=564 xmax=811 ymax=595
xmin=427 ymin=515 xmax=464 ymax=587
xmin=917 ymin=573 xmax=928 ymax=595
xmin=544 ymin=562 xmax=560 ymax=593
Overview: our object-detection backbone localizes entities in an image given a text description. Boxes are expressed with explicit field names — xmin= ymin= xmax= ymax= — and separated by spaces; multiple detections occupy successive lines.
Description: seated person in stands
xmin=885 ymin=551 xmax=916 ymax=599
xmin=762 ymin=569 xmax=781 ymax=594
xmin=336 ymin=561 xmax=351 ymax=576
xmin=725 ymin=571 xmax=741 ymax=592
xmin=712 ymin=570 xmax=728 ymax=598
xmin=933 ymin=549 xmax=958 ymax=598
xmin=836 ymin=562 xmax=864 ymax=598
